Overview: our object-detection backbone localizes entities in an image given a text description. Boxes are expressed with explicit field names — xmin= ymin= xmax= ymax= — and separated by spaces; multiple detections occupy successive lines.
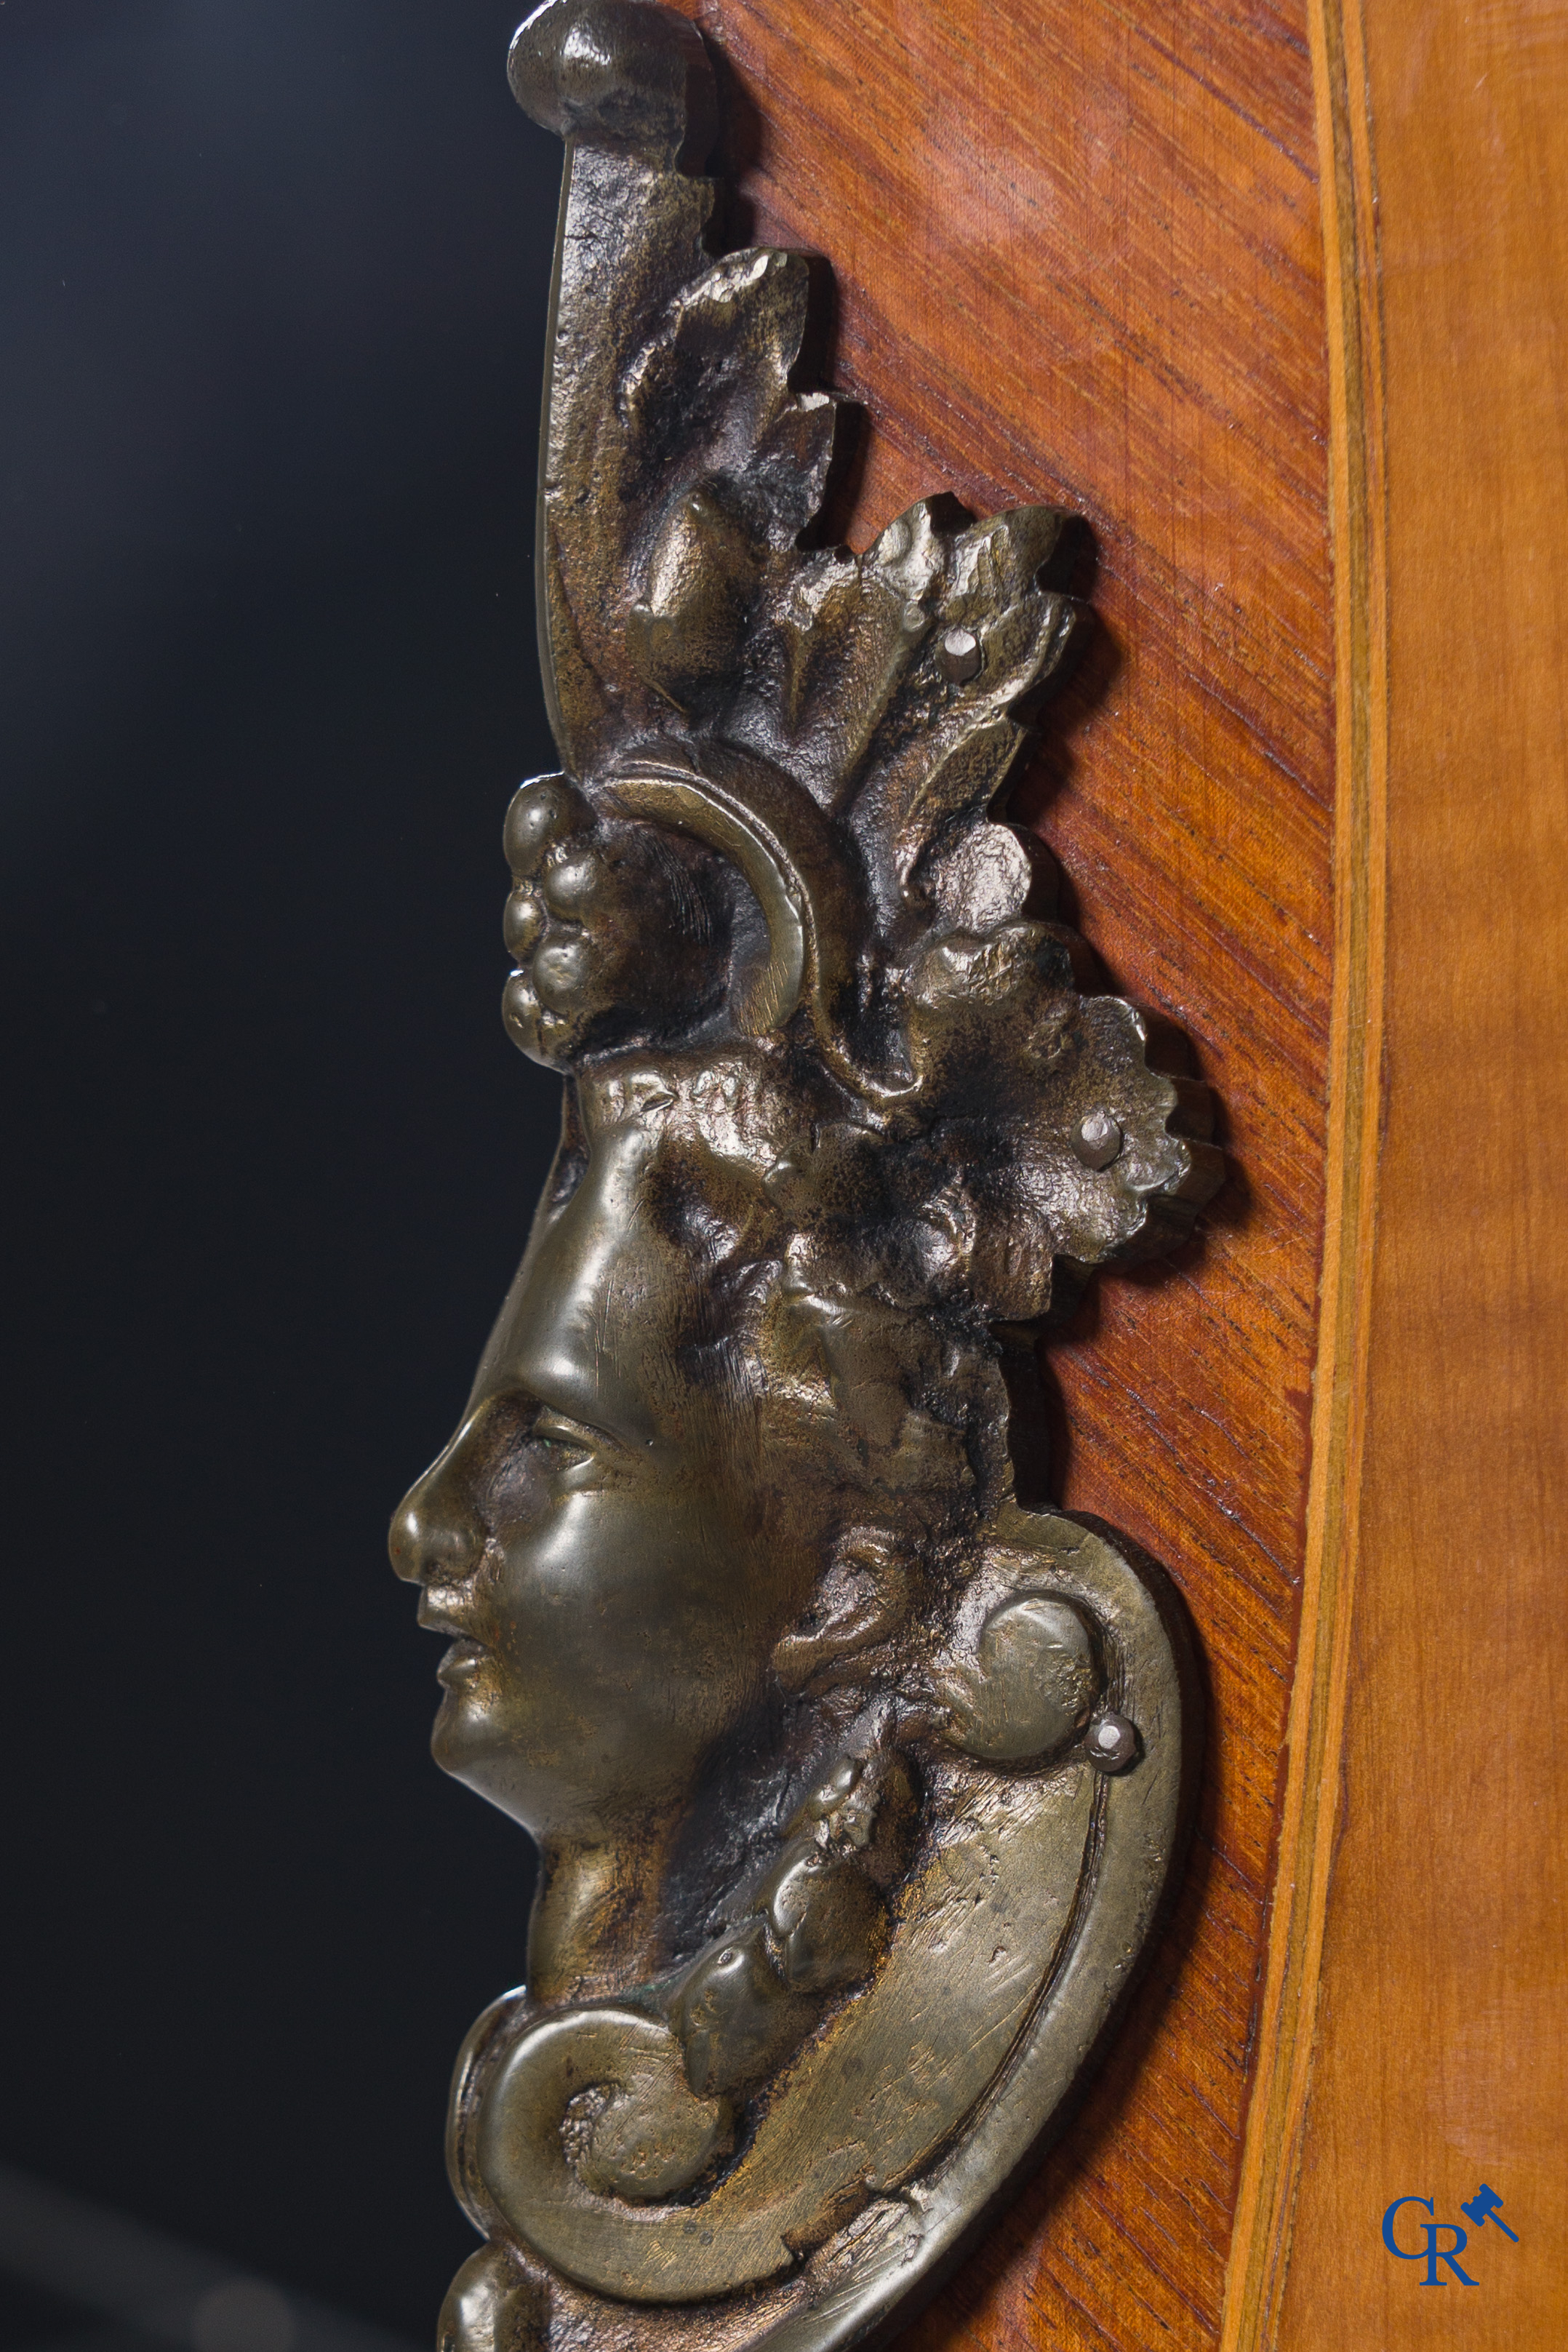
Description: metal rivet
xmin=1086 ymin=1712 xmax=1139 ymax=1772
xmin=937 ymin=625 xmax=983 ymax=682
xmin=1072 ymin=1108 xmax=1124 ymax=1170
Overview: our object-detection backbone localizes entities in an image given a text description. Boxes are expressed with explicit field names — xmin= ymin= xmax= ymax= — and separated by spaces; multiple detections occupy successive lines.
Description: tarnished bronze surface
xmin=390 ymin=4 xmax=1222 ymax=2345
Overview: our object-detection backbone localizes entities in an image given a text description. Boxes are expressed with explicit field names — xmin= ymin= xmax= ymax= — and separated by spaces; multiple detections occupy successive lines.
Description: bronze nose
xmin=388 ymin=1469 xmax=484 ymax=1586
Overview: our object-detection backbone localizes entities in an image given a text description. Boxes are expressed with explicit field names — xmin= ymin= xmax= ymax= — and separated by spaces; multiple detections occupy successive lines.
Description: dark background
xmin=2 ymin=0 xmax=569 ymax=2329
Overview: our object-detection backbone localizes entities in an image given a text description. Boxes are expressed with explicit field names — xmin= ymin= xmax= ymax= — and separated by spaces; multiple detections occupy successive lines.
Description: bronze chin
xmin=390 ymin=2 xmax=1220 ymax=2345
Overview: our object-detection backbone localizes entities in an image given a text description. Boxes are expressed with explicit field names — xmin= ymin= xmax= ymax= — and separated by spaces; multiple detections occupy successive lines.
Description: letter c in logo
xmin=1383 ymin=2196 xmax=1434 ymax=2258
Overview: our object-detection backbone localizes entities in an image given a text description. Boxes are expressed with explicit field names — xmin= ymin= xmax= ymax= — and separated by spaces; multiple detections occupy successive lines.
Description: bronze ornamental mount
xmin=389 ymin=3 xmax=1221 ymax=2345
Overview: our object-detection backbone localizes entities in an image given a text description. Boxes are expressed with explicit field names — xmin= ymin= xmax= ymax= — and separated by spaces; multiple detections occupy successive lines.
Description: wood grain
xmin=676 ymin=1 xmax=1337 ymax=2345
xmin=1266 ymin=0 xmax=1568 ymax=2342
xmin=1217 ymin=0 xmax=1388 ymax=2331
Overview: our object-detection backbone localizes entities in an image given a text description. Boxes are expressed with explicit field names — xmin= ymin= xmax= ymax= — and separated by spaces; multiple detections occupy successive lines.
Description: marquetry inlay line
xmin=1217 ymin=0 xmax=1390 ymax=2341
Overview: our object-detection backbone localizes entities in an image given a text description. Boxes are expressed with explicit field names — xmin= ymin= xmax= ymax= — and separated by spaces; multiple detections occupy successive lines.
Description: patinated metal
xmin=390 ymin=4 xmax=1221 ymax=2344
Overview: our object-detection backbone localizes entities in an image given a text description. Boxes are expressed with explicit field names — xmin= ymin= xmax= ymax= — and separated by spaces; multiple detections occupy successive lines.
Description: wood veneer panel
xmin=676 ymin=3 xmax=1337 ymax=2345
xmin=1266 ymin=0 xmax=1568 ymax=2343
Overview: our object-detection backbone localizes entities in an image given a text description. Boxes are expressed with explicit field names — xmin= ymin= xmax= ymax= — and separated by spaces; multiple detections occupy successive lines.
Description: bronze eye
xmin=529 ymin=1411 xmax=604 ymax=1470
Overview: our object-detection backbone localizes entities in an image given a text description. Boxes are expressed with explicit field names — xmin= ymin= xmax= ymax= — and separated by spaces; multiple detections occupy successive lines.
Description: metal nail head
xmin=937 ymin=626 xmax=983 ymax=682
xmin=1086 ymin=1712 xmax=1139 ymax=1772
xmin=1072 ymin=1108 xmax=1124 ymax=1170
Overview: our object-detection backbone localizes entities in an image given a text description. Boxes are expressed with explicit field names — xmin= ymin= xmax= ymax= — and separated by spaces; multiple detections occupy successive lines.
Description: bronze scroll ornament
xmin=390 ymin=4 xmax=1221 ymax=2345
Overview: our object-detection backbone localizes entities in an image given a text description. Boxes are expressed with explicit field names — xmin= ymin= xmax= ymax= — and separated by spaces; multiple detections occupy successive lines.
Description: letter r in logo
xmin=1419 ymin=2224 xmax=1477 ymax=2285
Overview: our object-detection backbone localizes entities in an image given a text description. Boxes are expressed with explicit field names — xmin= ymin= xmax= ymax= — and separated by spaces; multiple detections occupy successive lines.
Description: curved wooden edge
xmin=1217 ymin=0 xmax=1388 ymax=2342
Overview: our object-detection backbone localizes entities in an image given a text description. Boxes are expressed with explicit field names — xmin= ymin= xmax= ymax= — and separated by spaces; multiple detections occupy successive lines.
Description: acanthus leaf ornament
xmin=391 ymin=4 xmax=1223 ymax=2345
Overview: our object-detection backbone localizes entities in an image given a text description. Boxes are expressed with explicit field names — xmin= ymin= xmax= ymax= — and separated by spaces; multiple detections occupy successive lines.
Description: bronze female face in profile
xmin=391 ymin=4 xmax=1217 ymax=2345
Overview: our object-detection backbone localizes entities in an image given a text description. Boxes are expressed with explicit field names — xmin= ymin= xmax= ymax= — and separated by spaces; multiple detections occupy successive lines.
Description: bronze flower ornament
xmin=391 ymin=3 xmax=1220 ymax=2345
